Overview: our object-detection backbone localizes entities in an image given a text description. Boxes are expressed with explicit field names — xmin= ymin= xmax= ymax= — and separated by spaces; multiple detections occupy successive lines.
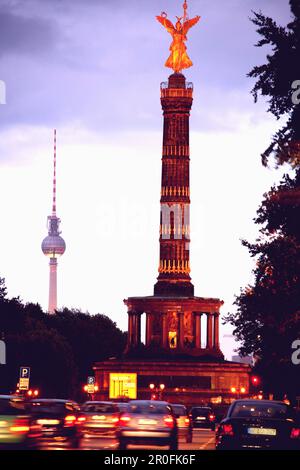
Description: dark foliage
xmin=225 ymin=169 xmax=300 ymax=401
xmin=0 ymin=281 xmax=126 ymax=399
xmin=248 ymin=0 xmax=300 ymax=166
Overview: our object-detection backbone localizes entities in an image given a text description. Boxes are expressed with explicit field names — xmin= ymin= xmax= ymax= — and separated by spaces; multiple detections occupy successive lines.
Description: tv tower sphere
xmin=42 ymin=218 xmax=66 ymax=258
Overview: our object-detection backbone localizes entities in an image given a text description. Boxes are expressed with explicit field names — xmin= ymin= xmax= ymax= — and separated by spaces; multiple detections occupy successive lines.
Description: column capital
xmin=128 ymin=310 xmax=143 ymax=316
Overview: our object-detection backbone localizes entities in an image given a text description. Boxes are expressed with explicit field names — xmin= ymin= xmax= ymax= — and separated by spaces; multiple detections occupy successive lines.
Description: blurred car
xmin=115 ymin=402 xmax=129 ymax=413
xmin=189 ymin=406 xmax=216 ymax=430
xmin=171 ymin=404 xmax=192 ymax=443
xmin=216 ymin=399 xmax=300 ymax=450
xmin=0 ymin=395 xmax=42 ymax=449
xmin=28 ymin=398 xmax=81 ymax=448
xmin=117 ymin=400 xmax=178 ymax=450
xmin=79 ymin=401 xmax=120 ymax=437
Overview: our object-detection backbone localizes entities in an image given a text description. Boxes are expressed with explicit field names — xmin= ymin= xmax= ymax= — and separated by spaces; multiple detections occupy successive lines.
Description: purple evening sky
xmin=0 ymin=0 xmax=294 ymax=359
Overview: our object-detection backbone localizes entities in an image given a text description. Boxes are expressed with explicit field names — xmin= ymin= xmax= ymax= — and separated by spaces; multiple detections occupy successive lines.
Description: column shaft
xmin=127 ymin=312 xmax=133 ymax=349
xmin=214 ymin=313 xmax=220 ymax=349
xmin=146 ymin=313 xmax=152 ymax=346
xmin=206 ymin=313 xmax=213 ymax=349
xmin=135 ymin=314 xmax=141 ymax=346
xmin=162 ymin=314 xmax=168 ymax=348
xmin=194 ymin=313 xmax=202 ymax=349
xmin=179 ymin=312 xmax=185 ymax=348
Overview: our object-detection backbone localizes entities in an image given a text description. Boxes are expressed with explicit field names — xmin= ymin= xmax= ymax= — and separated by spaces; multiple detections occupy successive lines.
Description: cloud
xmin=0 ymin=9 xmax=59 ymax=58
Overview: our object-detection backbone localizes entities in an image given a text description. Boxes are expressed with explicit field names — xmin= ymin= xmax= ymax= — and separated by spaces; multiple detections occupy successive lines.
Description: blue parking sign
xmin=20 ymin=367 xmax=30 ymax=379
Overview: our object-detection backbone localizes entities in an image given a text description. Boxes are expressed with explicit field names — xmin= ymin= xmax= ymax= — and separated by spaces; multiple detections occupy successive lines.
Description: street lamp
xmin=230 ymin=386 xmax=247 ymax=399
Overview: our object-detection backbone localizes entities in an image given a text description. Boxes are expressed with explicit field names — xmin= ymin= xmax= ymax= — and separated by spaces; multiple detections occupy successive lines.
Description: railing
xmin=160 ymin=83 xmax=193 ymax=98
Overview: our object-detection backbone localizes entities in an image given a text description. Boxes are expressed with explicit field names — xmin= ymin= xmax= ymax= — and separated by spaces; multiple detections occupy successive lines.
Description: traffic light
xmin=251 ymin=376 xmax=260 ymax=386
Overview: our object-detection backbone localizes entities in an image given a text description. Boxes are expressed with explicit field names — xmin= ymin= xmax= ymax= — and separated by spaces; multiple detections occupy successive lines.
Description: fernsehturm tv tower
xmin=41 ymin=130 xmax=66 ymax=313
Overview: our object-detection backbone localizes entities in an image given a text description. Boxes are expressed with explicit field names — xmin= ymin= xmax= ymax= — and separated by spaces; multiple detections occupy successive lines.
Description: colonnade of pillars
xmin=127 ymin=311 xmax=220 ymax=351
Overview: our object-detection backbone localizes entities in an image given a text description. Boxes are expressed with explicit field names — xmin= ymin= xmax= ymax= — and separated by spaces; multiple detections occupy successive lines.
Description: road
xmin=40 ymin=429 xmax=215 ymax=451
xmin=77 ymin=429 xmax=215 ymax=451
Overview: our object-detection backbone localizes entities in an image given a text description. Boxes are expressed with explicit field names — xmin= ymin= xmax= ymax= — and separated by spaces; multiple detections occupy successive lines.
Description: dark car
xmin=117 ymin=400 xmax=178 ymax=450
xmin=216 ymin=399 xmax=300 ymax=450
xmin=28 ymin=399 xmax=81 ymax=448
xmin=189 ymin=406 xmax=216 ymax=430
xmin=0 ymin=395 xmax=42 ymax=449
xmin=79 ymin=401 xmax=120 ymax=437
xmin=171 ymin=404 xmax=192 ymax=443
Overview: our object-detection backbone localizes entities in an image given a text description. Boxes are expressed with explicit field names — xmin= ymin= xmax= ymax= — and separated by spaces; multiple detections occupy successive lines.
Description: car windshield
xmin=29 ymin=401 xmax=74 ymax=414
xmin=82 ymin=404 xmax=117 ymax=413
xmin=0 ymin=398 xmax=25 ymax=415
xmin=127 ymin=402 xmax=171 ymax=415
xmin=191 ymin=408 xmax=211 ymax=416
xmin=117 ymin=403 xmax=129 ymax=411
xmin=231 ymin=402 xmax=291 ymax=419
xmin=172 ymin=405 xmax=187 ymax=417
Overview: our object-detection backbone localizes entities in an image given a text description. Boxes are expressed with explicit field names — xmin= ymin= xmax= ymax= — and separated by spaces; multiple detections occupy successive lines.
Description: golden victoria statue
xmin=156 ymin=0 xmax=200 ymax=73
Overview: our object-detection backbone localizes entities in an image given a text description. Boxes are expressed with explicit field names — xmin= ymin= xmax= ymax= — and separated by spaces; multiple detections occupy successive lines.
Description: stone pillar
xmin=135 ymin=313 xmax=141 ymax=346
xmin=179 ymin=312 xmax=185 ymax=348
xmin=131 ymin=313 xmax=137 ymax=346
xmin=213 ymin=313 xmax=220 ymax=349
xmin=194 ymin=312 xmax=202 ymax=349
xmin=162 ymin=313 xmax=168 ymax=348
xmin=127 ymin=311 xmax=134 ymax=349
xmin=206 ymin=313 xmax=213 ymax=349
xmin=146 ymin=313 xmax=152 ymax=346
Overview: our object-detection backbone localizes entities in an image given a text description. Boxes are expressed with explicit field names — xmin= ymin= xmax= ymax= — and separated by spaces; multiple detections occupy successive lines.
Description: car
xmin=189 ymin=406 xmax=216 ymax=430
xmin=0 ymin=395 xmax=42 ymax=449
xmin=28 ymin=398 xmax=81 ymax=448
xmin=79 ymin=401 xmax=120 ymax=437
xmin=170 ymin=404 xmax=192 ymax=443
xmin=115 ymin=402 xmax=130 ymax=413
xmin=216 ymin=399 xmax=300 ymax=450
xmin=117 ymin=400 xmax=178 ymax=450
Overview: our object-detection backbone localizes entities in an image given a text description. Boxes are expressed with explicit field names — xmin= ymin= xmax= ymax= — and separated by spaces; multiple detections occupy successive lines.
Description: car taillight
xmin=119 ymin=415 xmax=131 ymax=425
xmin=64 ymin=415 xmax=76 ymax=426
xmin=184 ymin=418 xmax=190 ymax=426
xmin=209 ymin=414 xmax=215 ymax=421
xmin=164 ymin=416 xmax=174 ymax=428
xmin=291 ymin=428 xmax=300 ymax=439
xmin=112 ymin=417 xmax=119 ymax=424
xmin=220 ymin=423 xmax=234 ymax=436
xmin=10 ymin=418 xmax=30 ymax=433
xmin=76 ymin=416 xmax=86 ymax=424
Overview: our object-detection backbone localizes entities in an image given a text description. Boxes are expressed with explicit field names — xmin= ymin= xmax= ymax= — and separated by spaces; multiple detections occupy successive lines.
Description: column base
xmin=154 ymin=280 xmax=194 ymax=297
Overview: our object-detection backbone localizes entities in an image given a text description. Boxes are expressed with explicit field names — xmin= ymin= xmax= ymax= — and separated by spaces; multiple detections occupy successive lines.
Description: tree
xmin=0 ymin=282 xmax=126 ymax=398
xmin=225 ymin=169 xmax=300 ymax=401
xmin=0 ymin=277 xmax=7 ymax=300
xmin=248 ymin=0 xmax=300 ymax=166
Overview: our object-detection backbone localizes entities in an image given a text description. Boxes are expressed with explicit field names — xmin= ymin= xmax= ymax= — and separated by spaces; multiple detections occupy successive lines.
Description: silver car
xmin=117 ymin=400 xmax=178 ymax=450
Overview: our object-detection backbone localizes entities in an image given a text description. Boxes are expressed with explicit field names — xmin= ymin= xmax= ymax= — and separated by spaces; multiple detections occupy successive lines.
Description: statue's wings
xmin=182 ymin=15 xmax=201 ymax=35
xmin=156 ymin=15 xmax=175 ymax=35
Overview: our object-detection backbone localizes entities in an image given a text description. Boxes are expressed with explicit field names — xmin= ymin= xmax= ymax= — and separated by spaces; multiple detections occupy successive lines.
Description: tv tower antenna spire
xmin=41 ymin=130 xmax=66 ymax=313
xmin=52 ymin=129 xmax=57 ymax=216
